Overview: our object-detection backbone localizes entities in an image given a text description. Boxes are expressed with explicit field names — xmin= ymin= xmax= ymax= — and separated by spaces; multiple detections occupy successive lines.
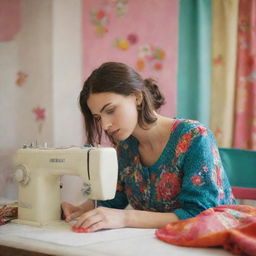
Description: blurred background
xmin=0 ymin=0 xmax=255 ymax=204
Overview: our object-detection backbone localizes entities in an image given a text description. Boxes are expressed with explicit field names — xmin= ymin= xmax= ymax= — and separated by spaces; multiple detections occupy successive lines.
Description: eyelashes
xmin=93 ymin=107 xmax=115 ymax=122
xmin=106 ymin=108 xmax=115 ymax=114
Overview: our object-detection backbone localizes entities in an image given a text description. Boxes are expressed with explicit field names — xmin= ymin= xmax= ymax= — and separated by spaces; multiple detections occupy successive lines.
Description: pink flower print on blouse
xmin=125 ymin=187 xmax=132 ymax=196
xmin=139 ymin=184 xmax=147 ymax=193
xmin=215 ymin=166 xmax=223 ymax=187
xmin=156 ymin=173 xmax=181 ymax=200
xmin=134 ymin=156 xmax=140 ymax=165
xmin=191 ymin=174 xmax=204 ymax=186
xmin=124 ymin=166 xmax=133 ymax=176
xmin=134 ymin=170 xmax=143 ymax=183
xmin=197 ymin=126 xmax=207 ymax=136
xmin=175 ymin=132 xmax=192 ymax=158
xmin=150 ymin=173 xmax=157 ymax=182
xmin=117 ymin=183 xmax=124 ymax=192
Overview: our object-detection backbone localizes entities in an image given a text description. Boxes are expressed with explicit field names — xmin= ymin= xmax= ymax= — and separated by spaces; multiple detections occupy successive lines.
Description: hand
xmin=61 ymin=201 xmax=86 ymax=222
xmin=73 ymin=206 xmax=126 ymax=232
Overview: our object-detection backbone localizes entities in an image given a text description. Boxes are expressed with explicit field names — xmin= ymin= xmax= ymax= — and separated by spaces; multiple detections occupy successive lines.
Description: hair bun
xmin=144 ymin=78 xmax=165 ymax=110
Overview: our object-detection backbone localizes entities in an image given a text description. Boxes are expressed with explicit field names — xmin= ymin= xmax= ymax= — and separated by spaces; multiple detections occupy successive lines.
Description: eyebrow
xmin=100 ymin=103 xmax=111 ymax=113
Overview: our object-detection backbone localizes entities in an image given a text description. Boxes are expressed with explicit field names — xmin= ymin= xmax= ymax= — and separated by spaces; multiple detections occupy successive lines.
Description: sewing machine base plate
xmin=12 ymin=219 xmax=73 ymax=231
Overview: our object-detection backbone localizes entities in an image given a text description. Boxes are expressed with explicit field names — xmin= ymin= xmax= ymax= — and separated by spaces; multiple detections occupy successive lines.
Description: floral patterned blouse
xmin=97 ymin=119 xmax=236 ymax=220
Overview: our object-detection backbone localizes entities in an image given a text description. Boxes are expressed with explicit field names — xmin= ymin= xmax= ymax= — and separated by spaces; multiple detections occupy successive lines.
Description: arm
xmin=173 ymin=125 xmax=232 ymax=219
xmin=72 ymin=206 xmax=179 ymax=232
xmin=125 ymin=209 xmax=179 ymax=229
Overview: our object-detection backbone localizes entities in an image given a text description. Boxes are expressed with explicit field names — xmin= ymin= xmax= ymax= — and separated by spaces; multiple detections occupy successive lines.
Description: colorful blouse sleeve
xmin=173 ymin=126 xmax=231 ymax=220
xmin=97 ymin=143 xmax=129 ymax=209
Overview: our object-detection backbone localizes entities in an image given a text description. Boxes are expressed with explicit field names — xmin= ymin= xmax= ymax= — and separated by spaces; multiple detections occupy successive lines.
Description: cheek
xmin=120 ymin=105 xmax=138 ymax=126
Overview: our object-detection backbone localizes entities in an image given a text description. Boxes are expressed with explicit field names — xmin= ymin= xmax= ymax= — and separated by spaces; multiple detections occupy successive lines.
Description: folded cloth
xmin=155 ymin=205 xmax=256 ymax=256
xmin=0 ymin=205 xmax=18 ymax=225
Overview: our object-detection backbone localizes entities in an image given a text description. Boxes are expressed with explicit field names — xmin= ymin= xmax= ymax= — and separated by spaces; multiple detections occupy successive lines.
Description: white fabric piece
xmin=0 ymin=223 xmax=155 ymax=247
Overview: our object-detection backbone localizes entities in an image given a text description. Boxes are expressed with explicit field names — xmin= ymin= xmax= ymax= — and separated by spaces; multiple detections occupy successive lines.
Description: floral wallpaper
xmin=82 ymin=0 xmax=178 ymax=118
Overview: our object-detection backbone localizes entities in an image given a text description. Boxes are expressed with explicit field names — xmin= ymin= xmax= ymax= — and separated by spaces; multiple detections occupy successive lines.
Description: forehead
xmin=87 ymin=92 xmax=125 ymax=113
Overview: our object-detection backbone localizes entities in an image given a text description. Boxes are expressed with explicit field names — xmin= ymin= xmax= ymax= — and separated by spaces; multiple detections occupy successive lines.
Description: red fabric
xmin=155 ymin=205 xmax=256 ymax=256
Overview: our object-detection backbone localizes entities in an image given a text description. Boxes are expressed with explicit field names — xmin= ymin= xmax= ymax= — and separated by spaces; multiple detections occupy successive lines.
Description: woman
xmin=62 ymin=62 xmax=236 ymax=232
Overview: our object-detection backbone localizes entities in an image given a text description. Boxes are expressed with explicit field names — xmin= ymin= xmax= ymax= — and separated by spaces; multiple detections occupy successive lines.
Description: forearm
xmin=124 ymin=209 xmax=179 ymax=229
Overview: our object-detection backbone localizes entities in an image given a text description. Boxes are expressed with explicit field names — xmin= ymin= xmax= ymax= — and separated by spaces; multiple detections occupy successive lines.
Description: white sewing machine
xmin=12 ymin=145 xmax=118 ymax=227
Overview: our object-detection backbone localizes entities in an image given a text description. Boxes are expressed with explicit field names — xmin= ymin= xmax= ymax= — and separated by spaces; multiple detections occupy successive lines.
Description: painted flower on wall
xmin=32 ymin=106 xmax=46 ymax=133
xmin=136 ymin=45 xmax=166 ymax=72
xmin=114 ymin=33 xmax=138 ymax=51
xmin=33 ymin=107 xmax=45 ymax=121
xmin=114 ymin=0 xmax=128 ymax=18
xmin=127 ymin=33 xmax=138 ymax=45
xmin=16 ymin=71 xmax=28 ymax=86
xmin=89 ymin=0 xmax=129 ymax=37
xmin=115 ymin=38 xmax=130 ymax=50
xmin=90 ymin=6 xmax=110 ymax=37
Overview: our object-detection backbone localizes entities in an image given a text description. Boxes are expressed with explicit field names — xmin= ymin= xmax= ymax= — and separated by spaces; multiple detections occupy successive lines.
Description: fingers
xmin=74 ymin=208 xmax=100 ymax=228
xmin=72 ymin=207 xmax=125 ymax=233
xmin=61 ymin=201 xmax=81 ymax=222
xmin=66 ymin=210 xmax=83 ymax=222
xmin=61 ymin=202 xmax=72 ymax=218
xmin=87 ymin=221 xmax=105 ymax=232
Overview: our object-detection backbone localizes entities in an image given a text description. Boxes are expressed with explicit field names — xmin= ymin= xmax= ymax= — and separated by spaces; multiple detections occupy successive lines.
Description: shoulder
xmin=172 ymin=119 xmax=215 ymax=155
xmin=173 ymin=119 xmax=216 ymax=163
xmin=173 ymin=119 xmax=209 ymax=138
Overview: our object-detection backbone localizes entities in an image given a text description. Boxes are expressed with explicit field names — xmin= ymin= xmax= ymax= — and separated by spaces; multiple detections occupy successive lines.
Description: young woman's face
xmin=87 ymin=92 xmax=139 ymax=141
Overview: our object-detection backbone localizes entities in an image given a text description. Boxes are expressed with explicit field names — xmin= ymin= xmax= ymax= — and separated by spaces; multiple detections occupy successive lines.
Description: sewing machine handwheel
xmin=14 ymin=165 xmax=30 ymax=185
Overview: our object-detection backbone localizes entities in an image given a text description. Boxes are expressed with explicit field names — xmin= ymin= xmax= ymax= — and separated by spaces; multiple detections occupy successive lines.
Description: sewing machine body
xmin=13 ymin=146 xmax=118 ymax=227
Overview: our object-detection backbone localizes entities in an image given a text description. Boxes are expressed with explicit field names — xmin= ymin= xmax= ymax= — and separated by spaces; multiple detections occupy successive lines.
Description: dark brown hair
xmin=79 ymin=62 xmax=165 ymax=146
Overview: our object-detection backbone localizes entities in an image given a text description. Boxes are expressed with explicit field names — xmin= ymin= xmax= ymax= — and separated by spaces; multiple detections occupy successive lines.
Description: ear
xmin=134 ymin=90 xmax=143 ymax=106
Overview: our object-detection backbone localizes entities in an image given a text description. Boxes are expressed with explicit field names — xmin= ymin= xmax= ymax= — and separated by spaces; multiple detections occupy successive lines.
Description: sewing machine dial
xmin=14 ymin=165 xmax=30 ymax=185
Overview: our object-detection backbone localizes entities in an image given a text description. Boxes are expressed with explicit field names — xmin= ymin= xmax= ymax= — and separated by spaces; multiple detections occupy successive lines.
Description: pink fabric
xmin=0 ymin=0 xmax=21 ymax=41
xmin=156 ymin=205 xmax=256 ymax=256
xmin=233 ymin=0 xmax=256 ymax=150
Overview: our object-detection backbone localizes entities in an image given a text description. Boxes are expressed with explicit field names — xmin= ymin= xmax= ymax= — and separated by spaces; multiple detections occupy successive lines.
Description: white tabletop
xmin=0 ymin=222 xmax=233 ymax=256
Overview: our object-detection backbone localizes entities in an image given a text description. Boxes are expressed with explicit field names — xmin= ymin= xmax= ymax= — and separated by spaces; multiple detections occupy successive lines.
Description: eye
xmin=106 ymin=107 xmax=115 ymax=114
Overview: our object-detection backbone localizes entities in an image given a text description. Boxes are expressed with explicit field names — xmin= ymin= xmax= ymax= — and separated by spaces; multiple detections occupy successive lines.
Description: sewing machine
xmin=12 ymin=145 xmax=118 ymax=227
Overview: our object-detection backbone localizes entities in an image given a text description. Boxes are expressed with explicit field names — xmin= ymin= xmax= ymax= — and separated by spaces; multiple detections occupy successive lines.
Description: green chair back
xmin=219 ymin=147 xmax=256 ymax=200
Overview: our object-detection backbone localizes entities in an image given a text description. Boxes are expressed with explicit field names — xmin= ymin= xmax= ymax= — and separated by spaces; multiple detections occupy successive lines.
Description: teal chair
xmin=219 ymin=147 xmax=256 ymax=200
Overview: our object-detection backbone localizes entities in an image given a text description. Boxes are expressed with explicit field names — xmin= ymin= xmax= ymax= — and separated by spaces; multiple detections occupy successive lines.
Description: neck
xmin=132 ymin=114 xmax=172 ymax=150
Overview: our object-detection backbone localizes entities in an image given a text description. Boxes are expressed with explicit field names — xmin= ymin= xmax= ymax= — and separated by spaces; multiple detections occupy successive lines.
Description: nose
xmin=101 ymin=116 xmax=112 ymax=131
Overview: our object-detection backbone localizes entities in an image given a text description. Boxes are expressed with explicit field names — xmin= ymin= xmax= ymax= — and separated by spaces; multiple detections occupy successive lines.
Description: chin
xmin=116 ymin=132 xmax=130 ymax=141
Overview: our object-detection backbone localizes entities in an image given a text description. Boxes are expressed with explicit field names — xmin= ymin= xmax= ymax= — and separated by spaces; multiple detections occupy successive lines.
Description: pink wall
xmin=0 ymin=0 xmax=21 ymax=41
xmin=82 ymin=0 xmax=178 ymax=117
